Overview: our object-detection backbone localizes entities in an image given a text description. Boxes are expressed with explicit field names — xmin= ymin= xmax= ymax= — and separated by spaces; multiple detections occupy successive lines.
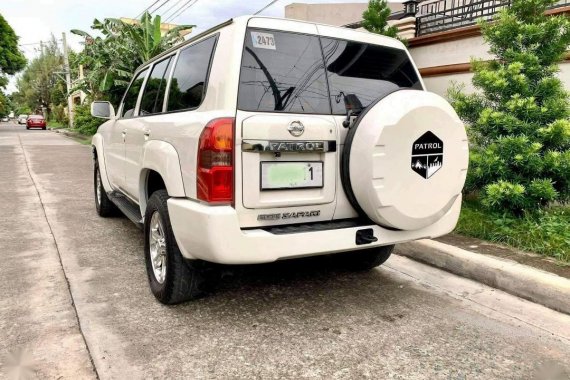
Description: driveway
xmin=1 ymin=122 xmax=569 ymax=379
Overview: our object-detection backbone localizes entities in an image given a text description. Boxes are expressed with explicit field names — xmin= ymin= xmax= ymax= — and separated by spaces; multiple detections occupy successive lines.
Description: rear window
xmin=321 ymin=37 xmax=422 ymax=114
xmin=167 ymin=36 xmax=217 ymax=112
xmin=238 ymin=29 xmax=331 ymax=114
xmin=139 ymin=56 xmax=173 ymax=116
xmin=121 ymin=68 xmax=148 ymax=118
xmin=237 ymin=29 xmax=421 ymax=115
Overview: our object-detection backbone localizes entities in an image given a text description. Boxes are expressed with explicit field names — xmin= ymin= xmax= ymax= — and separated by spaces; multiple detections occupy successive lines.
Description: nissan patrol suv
xmin=91 ymin=16 xmax=468 ymax=304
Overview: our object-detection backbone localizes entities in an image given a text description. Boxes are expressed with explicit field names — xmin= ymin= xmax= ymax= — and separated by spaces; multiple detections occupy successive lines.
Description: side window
xmin=121 ymin=68 xmax=148 ymax=118
xmin=139 ymin=56 xmax=173 ymax=116
xmin=167 ymin=36 xmax=216 ymax=112
xmin=320 ymin=38 xmax=422 ymax=115
xmin=238 ymin=29 xmax=330 ymax=114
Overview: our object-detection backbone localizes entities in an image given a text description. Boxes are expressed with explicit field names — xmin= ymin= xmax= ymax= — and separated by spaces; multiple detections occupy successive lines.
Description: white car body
xmin=92 ymin=16 xmax=468 ymax=265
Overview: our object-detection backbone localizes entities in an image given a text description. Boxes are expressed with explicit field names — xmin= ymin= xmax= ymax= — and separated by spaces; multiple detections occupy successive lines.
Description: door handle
xmin=122 ymin=129 xmax=127 ymax=135
xmin=143 ymin=129 xmax=151 ymax=137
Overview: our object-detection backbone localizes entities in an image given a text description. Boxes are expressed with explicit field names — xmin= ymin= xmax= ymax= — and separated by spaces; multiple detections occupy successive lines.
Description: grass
xmin=455 ymin=200 xmax=570 ymax=262
xmin=47 ymin=121 xmax=67 ymax=129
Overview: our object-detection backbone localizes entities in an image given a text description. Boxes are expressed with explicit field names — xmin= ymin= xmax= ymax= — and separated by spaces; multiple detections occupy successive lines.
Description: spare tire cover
xmin=344 ymin=90 xmax=468 ymax=231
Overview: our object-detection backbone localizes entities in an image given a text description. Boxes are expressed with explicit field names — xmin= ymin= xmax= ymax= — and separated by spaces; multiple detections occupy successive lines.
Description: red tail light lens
xmin=197 ymin=117 xmax=235 ymax=203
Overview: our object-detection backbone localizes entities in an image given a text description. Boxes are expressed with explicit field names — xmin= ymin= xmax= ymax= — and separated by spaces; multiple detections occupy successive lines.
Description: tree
xmin=449 ymin=0 xmax=570 ymax=214
xmin=362 ymin=0 xmax=400 ymax=40
xmin=71 ymin=12 xmax=194 ymax=105
xmin=12 ymin=36 xmax=64 ymax=119
xmin=0 ymin=91 xmax=10 ymax=116
xmin=0 ymin=13 xmax=27 ymax=88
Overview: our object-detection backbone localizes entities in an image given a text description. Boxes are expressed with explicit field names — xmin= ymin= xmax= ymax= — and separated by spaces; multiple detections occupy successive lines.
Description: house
xmin=284 ymin=1 xmax=570 ymax=97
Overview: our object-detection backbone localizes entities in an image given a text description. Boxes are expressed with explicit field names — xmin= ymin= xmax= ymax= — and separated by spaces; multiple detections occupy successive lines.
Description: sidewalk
xmin=437 ymin=233 xmax=570 ymax=279
xmin=395 ymin=236 xmax=570 ymax=315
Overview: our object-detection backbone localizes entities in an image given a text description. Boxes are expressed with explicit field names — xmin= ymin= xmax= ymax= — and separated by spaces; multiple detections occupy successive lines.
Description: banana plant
xmin=71 ymin=12 xmax=194 ymax=104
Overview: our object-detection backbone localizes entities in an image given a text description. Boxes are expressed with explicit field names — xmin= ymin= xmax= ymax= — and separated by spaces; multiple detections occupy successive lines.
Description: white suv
xmin=91 ymin=16 xmax=468 ymax=304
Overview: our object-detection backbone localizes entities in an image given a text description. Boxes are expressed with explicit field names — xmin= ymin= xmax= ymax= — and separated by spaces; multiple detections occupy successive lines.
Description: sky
xmin=1 ymin=0 xmax=371 ymax=93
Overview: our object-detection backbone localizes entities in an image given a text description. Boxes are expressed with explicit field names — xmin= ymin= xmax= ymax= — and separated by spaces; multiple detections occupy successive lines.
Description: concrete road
xmin=1 ymin=122 xmax=569 ymax=380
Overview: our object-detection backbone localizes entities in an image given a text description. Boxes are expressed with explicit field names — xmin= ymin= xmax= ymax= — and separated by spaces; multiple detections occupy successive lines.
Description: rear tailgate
xmin=234 ymin=19 xmax=339 ymax=228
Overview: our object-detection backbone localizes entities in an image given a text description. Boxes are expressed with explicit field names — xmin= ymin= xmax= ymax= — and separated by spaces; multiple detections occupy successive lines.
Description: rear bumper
xmin=167 ymin=196 xmax=462 ymax=264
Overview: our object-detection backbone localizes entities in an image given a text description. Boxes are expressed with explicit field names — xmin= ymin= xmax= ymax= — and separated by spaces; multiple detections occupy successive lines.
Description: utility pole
xmin=62 ymin=32 xmax=74 ymax=129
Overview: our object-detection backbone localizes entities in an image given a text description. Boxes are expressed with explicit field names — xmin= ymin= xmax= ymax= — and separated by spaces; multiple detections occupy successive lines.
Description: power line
xmin=162 ymin=0 xmax=186 ymax=19
xmin=135 ymin=0 xmax=162 ymax=18
xmin=167 ymin=0 xmax=198 ymax=21
xmin=165 ymin=0 xmax=199 ymax=22
xmin=254 ymin=0 xmax=281 ymax=15
xmin=164 ymin=0 xmax=193 ymax=22
xmin=151 ymin=0 xmax=172 ymax=15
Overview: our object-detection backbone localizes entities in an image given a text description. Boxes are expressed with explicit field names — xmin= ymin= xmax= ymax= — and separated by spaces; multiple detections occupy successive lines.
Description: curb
xmin=50 ymin=128 xmax=90 ymax=141
xmin=395 ymin=239 xmax=570 ymax=315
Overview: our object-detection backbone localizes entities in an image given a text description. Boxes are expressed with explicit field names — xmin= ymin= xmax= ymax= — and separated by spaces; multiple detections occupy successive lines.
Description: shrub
xmin=74 ymin=104 xmax=102 ymax=136
xmin=448 ymin=0 xmax=570 ymax=214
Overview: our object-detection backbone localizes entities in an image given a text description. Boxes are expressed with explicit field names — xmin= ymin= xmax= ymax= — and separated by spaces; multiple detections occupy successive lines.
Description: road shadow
xmin=168 ymin=254 xmax=418 ymax=324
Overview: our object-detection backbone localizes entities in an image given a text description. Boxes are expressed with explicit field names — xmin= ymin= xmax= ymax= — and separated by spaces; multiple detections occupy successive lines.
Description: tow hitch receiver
xmin=356 ymin=228 xmax=378 ymax=245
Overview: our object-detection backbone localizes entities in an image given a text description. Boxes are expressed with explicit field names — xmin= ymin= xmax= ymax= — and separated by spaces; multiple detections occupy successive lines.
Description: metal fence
xmin=416 ymin=0 xmax=569 ymax=36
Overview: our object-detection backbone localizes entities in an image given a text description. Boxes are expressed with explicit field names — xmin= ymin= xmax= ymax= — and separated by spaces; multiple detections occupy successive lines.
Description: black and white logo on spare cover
xmin=411 ymin=131 xmax=443 ymax=179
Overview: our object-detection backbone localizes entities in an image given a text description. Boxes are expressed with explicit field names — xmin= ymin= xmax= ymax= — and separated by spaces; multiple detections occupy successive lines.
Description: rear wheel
xmin=334 ymin=245 xmax=394 ymax=271
xmin=94 ymin=160 xmax=117 ymax=217
xmin=144 ymin=190 xmax=207 ymax=304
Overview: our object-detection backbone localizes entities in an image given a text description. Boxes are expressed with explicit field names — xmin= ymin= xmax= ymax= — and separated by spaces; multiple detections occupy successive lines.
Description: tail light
xmin=197 ymin=117 xmax=235 ymax=203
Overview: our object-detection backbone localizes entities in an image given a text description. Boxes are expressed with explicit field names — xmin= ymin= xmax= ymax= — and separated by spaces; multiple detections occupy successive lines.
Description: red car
xmin=26 ymin=115 xmax=47 ymax=130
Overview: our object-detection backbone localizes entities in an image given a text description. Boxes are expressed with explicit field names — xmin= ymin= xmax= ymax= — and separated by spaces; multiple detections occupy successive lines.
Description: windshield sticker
xmin=251 ymin=32 xmax=276 ymax=50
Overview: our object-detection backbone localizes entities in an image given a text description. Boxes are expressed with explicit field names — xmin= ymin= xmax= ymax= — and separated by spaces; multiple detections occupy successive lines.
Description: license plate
xmin=260 ymin=162 xmax=323 ymax=190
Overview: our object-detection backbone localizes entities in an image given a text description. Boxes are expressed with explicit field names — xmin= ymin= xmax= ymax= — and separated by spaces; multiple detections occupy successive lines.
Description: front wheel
xmin=144 ymin=190 xmax=207 ymax=304
xmin=334 ymin=245 xmax=394 ymax=271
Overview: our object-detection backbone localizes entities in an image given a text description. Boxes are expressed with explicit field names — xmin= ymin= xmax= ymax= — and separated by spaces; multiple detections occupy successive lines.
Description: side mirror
xmin=91 ymin=101 xmax=115 ymax=119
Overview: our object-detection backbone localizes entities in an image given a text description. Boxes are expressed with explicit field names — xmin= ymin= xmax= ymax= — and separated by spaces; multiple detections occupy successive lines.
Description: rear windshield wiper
xmin=245 ymin=46 xmax=295 ymax=111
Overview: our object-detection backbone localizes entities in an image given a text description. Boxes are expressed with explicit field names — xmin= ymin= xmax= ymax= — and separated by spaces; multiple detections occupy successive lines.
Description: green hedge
xmin=74 ymin=104 xmax=102 ymax=136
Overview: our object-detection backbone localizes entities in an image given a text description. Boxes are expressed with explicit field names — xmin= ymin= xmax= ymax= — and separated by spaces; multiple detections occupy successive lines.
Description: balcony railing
xmin=416 ymin=0 xmax=569 ymax=36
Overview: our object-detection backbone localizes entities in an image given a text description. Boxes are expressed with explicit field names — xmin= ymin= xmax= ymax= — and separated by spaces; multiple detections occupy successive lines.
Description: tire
xmin=144 ymin=190 xmax=207 ymax=304
xmin=334 ymin=244 xmax=394 ymax=271
xmin=340 ymin=90 xmax=468 ymax=231
xmin=42 ymin=127 xmax=46 ymax=130
xmin=94 ymin=160 xmax=118 ymax=217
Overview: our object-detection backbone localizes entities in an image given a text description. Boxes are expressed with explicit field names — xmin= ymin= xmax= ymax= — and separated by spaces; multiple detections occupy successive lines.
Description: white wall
xmin=285 ymin=2 xmax=402 ymax=26
xmin=408 ymin=35 xmax=570 ymax=98
xmin=410 ymin=35 xmax=492 ymax=68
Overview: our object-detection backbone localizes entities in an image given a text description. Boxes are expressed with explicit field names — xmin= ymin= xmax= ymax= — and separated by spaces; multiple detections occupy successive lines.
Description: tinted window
xmin=321 ymin=38 xmax=422 ymax=114
xmin=238 ymin=29 xmax=330 ymax=114
xmin=167 ymin=36 xmax=216 ymax=112
xmin=121 ymin=68 xmax=148 ymax=118
xmin=139 ymin=57 xmax=173 ymax=116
